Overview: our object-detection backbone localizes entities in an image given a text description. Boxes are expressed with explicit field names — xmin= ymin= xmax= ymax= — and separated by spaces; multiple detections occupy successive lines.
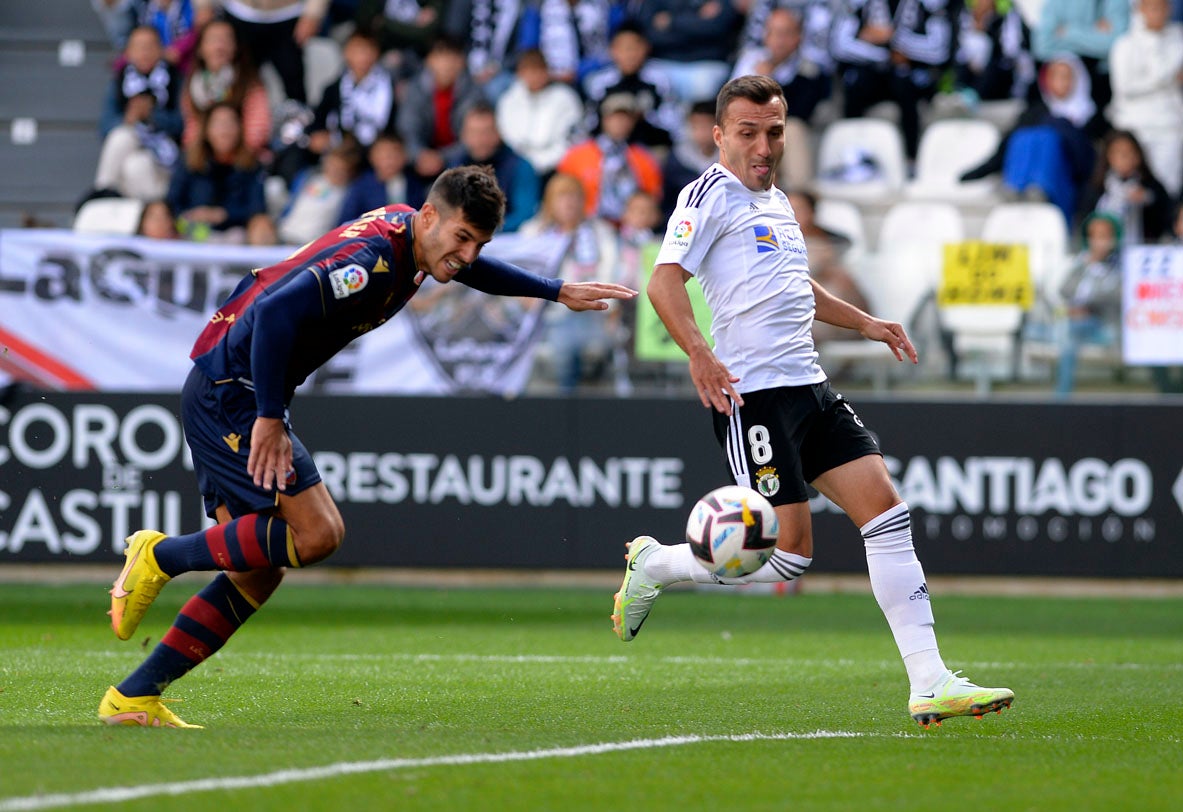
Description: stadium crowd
xmin=80 ymin=0 xmax=1183 ymax=394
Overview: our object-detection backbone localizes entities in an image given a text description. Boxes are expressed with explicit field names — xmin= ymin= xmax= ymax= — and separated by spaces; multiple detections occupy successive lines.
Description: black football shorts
xmin=711 ymin=381 xmax=881 ymax=505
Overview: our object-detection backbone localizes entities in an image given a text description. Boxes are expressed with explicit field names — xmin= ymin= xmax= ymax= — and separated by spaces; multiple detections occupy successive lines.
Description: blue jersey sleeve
xmin=454 ymin=254 xmax=563 ymax=301
xmin=249 ymin=270 xmax=325 ymax=418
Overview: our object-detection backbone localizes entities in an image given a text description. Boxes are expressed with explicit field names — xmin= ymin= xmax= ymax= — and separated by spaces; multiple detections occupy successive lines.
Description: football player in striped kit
xmin=612 ymin=75 xmax=1013 ymax=728
xmin=100 ymin=165 xmax=635 ymax=728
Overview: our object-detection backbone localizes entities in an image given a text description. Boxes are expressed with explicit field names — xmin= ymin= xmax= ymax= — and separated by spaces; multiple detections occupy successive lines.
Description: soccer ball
xmin=685 ymin=485 xmax=779 ymax=578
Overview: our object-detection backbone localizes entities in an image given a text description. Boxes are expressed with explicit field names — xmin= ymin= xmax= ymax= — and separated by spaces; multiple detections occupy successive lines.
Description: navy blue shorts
xmin=711 ymin=381 xmax=881 ymax=506
xmin=181 ymin=366 xmax=322 ymax=519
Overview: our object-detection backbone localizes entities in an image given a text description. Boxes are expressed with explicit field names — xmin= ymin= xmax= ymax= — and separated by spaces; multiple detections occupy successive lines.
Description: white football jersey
xmin=655 ymin=163 xmax=826 ymax=393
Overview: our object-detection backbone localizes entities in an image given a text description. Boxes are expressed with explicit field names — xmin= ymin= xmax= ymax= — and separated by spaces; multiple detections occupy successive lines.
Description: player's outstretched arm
xmin=810 ymin=279 xmax=918 ymax=364
xmin=557 ymin=281 xmax=638 ymax=311
xmin=648 ymin=262 xmax=742 ymax=414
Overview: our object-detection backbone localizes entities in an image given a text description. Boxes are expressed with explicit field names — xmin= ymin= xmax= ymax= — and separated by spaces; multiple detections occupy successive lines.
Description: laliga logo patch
xmin=328 ymin=264 xmax=369 ymax=299
xmin=668 ymin=217 xmax=695 ymax=249
xmin=756 ymin=466 xmax=780 ymax=498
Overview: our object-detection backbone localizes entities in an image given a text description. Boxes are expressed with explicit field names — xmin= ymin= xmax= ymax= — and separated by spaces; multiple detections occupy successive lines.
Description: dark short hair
xmin=345 ymin=28 xmax=381 ymax=51
xmin=430 ymin=35 xmax=467 ymax=56
xmin=427 ymin=164 xmax=506 ymax=233
xmin=464 ymin=99 xmax=497 ymax=120
xmin=715 ymin=75 xmax=787 ymax=127
xmin=689 ymin=99 xmax=716 ymax=119
xmin=517 ymin=48 xmax=547 ymax=71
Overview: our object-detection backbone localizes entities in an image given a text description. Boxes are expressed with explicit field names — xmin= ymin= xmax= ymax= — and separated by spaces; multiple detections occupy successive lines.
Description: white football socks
xmin=641 ymin=543 xmax=812 ymax=586
xmin=862 ymin=502 xmax=948 ymax=692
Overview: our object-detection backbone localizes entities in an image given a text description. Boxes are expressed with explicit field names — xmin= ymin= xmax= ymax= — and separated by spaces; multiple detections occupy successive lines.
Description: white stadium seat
xmin=813 ymin=118 xmax=906 ymax=204
xmin=905 ymin=118 xmax=1002 ymax=202
xmin=873 ymin=201 xmax=966 ymax=325
xmin=814 ymin=198 xmax=867 ymax=258
xmin=73 ymin=197 xmax=144 ymax=236
xmin=980 ymin=202 xmax=1071 ymax=300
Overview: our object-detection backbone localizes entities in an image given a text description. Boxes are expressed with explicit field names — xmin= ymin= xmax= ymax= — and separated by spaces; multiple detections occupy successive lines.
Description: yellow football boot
xmin=109 ymin=530 xmax=171 ymax=640
xmin=98 ymin=686 xmax=202 ymax=729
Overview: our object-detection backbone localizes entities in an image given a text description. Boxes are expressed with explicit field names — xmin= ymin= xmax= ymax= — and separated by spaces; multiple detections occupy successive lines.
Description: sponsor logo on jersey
xmin=753 ymin=224 xmax=807 ymax=256
xmin=756 ymin=465 xmax=780 ymax=497
xmin=673 ymin=219 xmax=693 ymax=239
xmin=753 ymin=225 xmax=780 ymax=253
xmin=328 ymin=264 xmax=369 ymax=299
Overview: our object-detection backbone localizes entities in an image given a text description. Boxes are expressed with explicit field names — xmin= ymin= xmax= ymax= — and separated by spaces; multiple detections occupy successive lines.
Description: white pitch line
xmin=13 ymin=648 xmax=1182 ymax=672
xmin=0 ymin=730 xmax=864 ymax=811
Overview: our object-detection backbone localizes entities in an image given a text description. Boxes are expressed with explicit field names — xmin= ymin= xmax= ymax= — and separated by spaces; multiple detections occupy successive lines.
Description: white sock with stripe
xmin=642 ymin=543 xmax=811 ymax=586
xmin=862 ymin=501 xmax=948 ymax=692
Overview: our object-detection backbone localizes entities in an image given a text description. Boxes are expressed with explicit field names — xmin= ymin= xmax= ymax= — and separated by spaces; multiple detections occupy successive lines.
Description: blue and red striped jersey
xmin=191 ymin=206 xmax=422 ymax=417
xmin=190 ymin=205 xmax=563 ymax=417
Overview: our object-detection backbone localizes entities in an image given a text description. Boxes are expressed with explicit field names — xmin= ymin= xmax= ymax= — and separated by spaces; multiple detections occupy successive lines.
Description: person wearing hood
xmin=960 ymin=53 xmax=1104 ymax=224
xmin=1032 ymin=0 xmax=1129 ymax=111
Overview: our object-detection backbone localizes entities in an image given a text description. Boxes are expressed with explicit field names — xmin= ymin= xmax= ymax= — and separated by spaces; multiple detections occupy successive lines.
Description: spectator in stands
xmin=611 ymin=188 xmax=662 ymax=395
xmin=947 ymin=0 xmax=1035 ymax=110
xmin=338 ymin=132 xmax=427 ymax=221
xmin=616 ymin=188 xmax=661 ymax=309
xmin=1032 ymin=0 xmax=1129 ymax=114
xmin=168 ymin=101 xmax=273 ymax=243
xmin=787 ymin=189 xmax=871 ymax=346
xmin=194 ymin=0 xmax=326 ymax=105
xmin=732 ymin=6 xmax=829 ymax=123
xmin=136 ymin=199 xmax=182 ymax=239
xmin=1079 ymin=130 xmax=1173 ymax=245
xmin=273 ymin=28 xmax=396 ymax=186
xmin=633 ymin=0 xmax=740 ymax=104
xmin=1108 ymin=0 xmax=1183 ymax=200
xmin=831 ymin=0 xmax=958 ymax=162
xmin=730 ymin=6 xmax=825 ymax=189
xmin=660 ymin=100 xmax=717 ymax=220
xmin=519 ymin=173 xmax=623 ymax=393
xmin=355 ymin=0 xmax=445 ymax=63
xmin=496 ymin=49 xmax=585 ymax=177
xmin=444 ymin=0 xmax=533 ymax=101
xmin=140 ymin=0 xmax=199 ymax=73
xmin=960 ymin=54 xmax=1103 ymax=225
xmin=582 ymin=22 xmax=681 ymax=149
xmin=442 ymin=102 xmax=539 ymax=232
xmin=277 ymin=137 xmax=365 ymax=243
xmin=557 ymin=92 xmax=663 ymax=224
xmin=738 ymin=1 xmax=833 ymax=69
xmin=94 ymin=26 xmax=185 ymax=201
xmin=397 ymin=36 xmax=485 ymax=184
xmin=182 ymin=19 xmax=272 ymax=159
xmin=537 ymin=0 xmax=615 ymax=86
xmin=1055 ymin=211 xmax=1124 ymax=396
xmin=91 ymin=0 xmax=148 ymax=50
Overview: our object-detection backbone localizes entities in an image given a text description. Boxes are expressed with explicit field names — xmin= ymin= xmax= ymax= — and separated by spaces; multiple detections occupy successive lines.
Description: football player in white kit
xmin=611 ymin=75 xmax=1014 ymax=728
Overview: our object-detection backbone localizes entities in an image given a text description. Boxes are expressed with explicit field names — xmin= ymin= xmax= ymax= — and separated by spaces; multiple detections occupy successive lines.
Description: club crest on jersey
xmin=328 ymin=264 xmax=369 ymax=299
xmin=755 ymin=466 xmax=780 ymax=497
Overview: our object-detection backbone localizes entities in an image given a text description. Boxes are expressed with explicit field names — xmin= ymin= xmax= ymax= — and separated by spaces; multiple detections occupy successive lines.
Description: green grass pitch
xmin=0 ymin=580 xmax=1180 ymax=811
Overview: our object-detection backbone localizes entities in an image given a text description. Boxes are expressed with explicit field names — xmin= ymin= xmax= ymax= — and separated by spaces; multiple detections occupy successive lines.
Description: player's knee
xmin=293 ymin=515 xmax=345 ymax=565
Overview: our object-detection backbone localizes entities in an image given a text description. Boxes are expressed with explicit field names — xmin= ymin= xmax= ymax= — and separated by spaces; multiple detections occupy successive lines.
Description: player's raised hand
xmin=557 ymin=281 xmax=638 ymax=311
xmin=688 ymin=346 xmax=743 ymax=415
xmin=860 ymin=317 xmax=918 ymax=364
xmin=247 ymin=416 xmax=294 ymax=492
